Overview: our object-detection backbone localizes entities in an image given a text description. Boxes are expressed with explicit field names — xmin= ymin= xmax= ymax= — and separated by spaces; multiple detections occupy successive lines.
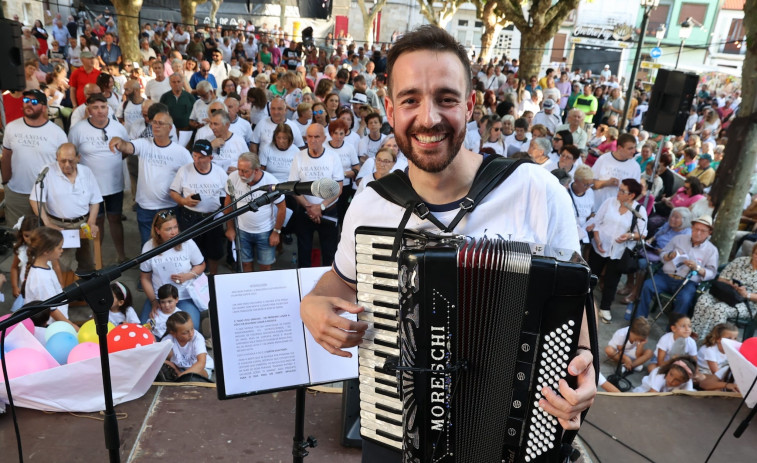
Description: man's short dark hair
xmin=514 ymin=117 xmax=529 ymax=131
xmin=147 ymin=102 xmax=170 ymax=121
xmin=617 ymin=133 xmax=636 ymax=148
xmin=86 ymin=93 xmax=108 ymax=104
xmin=336 ymin=68 xmax=349 ymax=80
xmin=386 ymin=25 xmax=472 ymax=96
xmin=352 ymin=74 xmax=366 ymax=85
xmin=364 ymin=112 xmax=381 ymax=125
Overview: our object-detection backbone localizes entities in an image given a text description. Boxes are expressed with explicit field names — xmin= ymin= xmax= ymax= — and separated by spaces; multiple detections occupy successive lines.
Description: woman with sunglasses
xmin=480 ymin=116 xmax=506 ymax=156
xmin=140 ymin=209 xmax=206 ymax=329
xmin=311 ymin=101 xmax=329 ymax=128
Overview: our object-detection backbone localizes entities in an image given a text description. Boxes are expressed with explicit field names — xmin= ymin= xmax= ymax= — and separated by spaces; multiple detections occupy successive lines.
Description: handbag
xmin=709 ymin=280 xmax=746 ymax=307
xmin=617 ymin=204 xmax=643 ymax=274
xmin=185 ymin=272 xmax=210 ymax=311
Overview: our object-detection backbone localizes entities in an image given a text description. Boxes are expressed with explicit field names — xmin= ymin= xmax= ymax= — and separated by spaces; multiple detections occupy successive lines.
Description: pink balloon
xmin=0 ymin=314 xmax=35 ymax=336
xmin=0 ymin=347 xmax=50 ymax=381
xmin=67 ymin=342 xmax=101 ymax=364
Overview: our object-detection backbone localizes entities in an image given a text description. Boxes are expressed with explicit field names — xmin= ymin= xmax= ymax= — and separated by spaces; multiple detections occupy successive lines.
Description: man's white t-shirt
xmin=334 ymin=162 xmax=580 ymax=284
xmin=225 ymin=170 xmax=284 ymax=233
xmin=68 ymin=119 xmax=130 ymax=196
xmin=259 ymin=143 xmax=299 ymax=183
xmin=229 ymin=116 xmax=254 ymax=146
xmin=140 ymin=239 xmax=204 ymax=301
xmin=251 ymin=117 xmax=304 ymax=150
xmin=591 ymin=153 xmax=641 ymax=209
xmin=170 ymin=162 xmax=228 ymax=214
xmin=144 ymin=77 xmax=172 ymax=101
xmin=2 ymin=119 xmax=68 ymax=194
xmin=204 ymin=132 xmax=249 ymax=173
xmin=288 ymin=148 xmax=345 ymax=206
xmin=131 ymin=138 xmax=193 ymax=209
xmin=173 ymin=31 xmax=191 ymax=53
xmin=189 ymin=98 xmax=222 ymax=124
xmin=118 ymin=100 xmax=144 ymax=128
xmin=70 ymin=105 xmax=117 ymax=129
xmin=568 ymin=184 xmax=595 ymax=243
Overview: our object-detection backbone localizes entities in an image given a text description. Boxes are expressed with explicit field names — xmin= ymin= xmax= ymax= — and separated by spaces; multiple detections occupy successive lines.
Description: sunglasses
xmin=313 ymin=109 xmax=324 ymax=115
xmin=101 ymin=128 xmax=108 ymax=142
xmin=23 ymin=97 xmax=41 ymax=105
xmin=492 ymin=127 xmax=501 ymax=132
xmin=553 ymin=137 xmax=563 ymax=141
xmin=157 ymin=210 xmax=176 ymax=219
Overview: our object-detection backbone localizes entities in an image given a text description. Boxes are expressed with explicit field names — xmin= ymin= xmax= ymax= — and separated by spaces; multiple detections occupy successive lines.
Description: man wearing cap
xmin=532 ymin=99 xmax=562 ymax=135
xmin=29 ymin=143 xmax=102 ymax=272
xmin=70 ymin=83 xmax=117 ymax=128
xmin=160 ymin=73 xmax=196 ymax=132
xmin=68 ymin=93 xmax=131 ymax=263
xmin=69 ymin=50 xmax=101 ymax=108
xmin=224 ymin=152 xmax=286 ymax=272
xmin=109 ymin=110 xmax=193 ymax=245
xmin=97 ymin=32 xmax=122 ymax=68
xmin=636 ymin=216 xmax=718 ymax=318
xmin=600 ymin=65 xmax=612 ymax=80
xmin=250 ymin=97 xmax=305 ymax=154
xmin=169 ymin=140 xmax=228 ymax=274
xmin=1 ymin=90 xmax=69 ymax=227
xmin=690 ymin=154 xmax=716 ymax=188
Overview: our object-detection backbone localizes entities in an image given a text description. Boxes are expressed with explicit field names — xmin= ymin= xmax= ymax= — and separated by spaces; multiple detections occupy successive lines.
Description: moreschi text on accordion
xmin=355 ymin=226 xmax=592 ymax=463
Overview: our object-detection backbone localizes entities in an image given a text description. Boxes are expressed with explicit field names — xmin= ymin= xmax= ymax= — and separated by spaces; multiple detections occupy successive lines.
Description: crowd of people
xmin=0 ymin=11 xmax=751 ymax=395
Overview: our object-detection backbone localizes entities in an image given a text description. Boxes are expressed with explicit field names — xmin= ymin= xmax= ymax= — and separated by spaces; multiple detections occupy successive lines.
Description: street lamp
xmin=619 ymin=0 xmax=659 ymax=131
xmin=676 ymin=19 xmax=693 ymax=69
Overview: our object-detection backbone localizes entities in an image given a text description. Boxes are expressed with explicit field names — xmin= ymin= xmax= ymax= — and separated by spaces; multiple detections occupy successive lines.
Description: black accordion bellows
xmin=355 ymin=227 xmax=592 ymax=463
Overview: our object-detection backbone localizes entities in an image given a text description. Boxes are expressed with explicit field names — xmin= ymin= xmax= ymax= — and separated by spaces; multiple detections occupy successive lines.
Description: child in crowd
xmin=605 ymin=317 xmax=653 ymax=373
xmin=10 ymin=215 xmax=59 ymax=312
xmin=149 ymin=284 xmax=181 ymax=340
xmin=634 ymin=357 xmax=697 ymax=393
xmin=108 ymin=281 xmax=140 ymax=326
xmin=162 ymin=311 xmax=213 ymax=379
xmin=23 ymin=227 xmax=77 ymax=330
xmin=647 ymin=313 xmax=697 ymax=372
xmin=697 ymin=323 xmax=740 ymax=392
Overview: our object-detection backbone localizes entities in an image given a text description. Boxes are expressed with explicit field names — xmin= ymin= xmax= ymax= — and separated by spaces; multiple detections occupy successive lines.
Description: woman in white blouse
xmin=586 ymin=178 xmax=648 ymax=323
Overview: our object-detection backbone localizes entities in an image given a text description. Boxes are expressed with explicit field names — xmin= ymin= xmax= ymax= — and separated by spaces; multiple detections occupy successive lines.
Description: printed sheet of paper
xmin=214 ymin=270 xmax=309 ymax=396
xmin=298 ymin=267 xmax=359 ymax=384
xmin=61 ymin=230 xmax=81 ymax=249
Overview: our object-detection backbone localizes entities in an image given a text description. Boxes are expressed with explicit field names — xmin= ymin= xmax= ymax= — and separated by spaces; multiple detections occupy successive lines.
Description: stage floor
xmin=1 ymin=386 xmax=755 ymax=462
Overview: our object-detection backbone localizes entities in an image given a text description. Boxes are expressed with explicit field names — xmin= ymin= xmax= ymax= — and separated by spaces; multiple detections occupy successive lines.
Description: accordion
xmin=355 ymin=227 xmax=592 ymax=463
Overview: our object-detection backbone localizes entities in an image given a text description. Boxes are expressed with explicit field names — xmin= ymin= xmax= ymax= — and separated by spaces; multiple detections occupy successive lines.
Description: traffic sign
xmin=650 ymin=47 xmax=662 ymax=59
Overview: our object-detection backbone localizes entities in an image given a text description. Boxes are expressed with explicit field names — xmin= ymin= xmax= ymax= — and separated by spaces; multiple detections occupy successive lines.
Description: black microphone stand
xmin=226 ymin=182 xmax=245 ymax=273
xmin=0 ymin=189 xmax=284 ymax=463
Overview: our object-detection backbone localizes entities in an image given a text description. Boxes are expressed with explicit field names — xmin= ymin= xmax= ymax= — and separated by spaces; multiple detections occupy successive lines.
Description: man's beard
xmin=396 ymin=122 xmax=465 ymax=174
xmin=24 ymin=106 xmax=44 ymax=120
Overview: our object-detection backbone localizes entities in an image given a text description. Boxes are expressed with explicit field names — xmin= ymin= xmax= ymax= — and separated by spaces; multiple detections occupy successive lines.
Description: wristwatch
xmin=320 ymin=203 xmax=326 ymax=211
xmin=273 ymin=228 xmax=281 ymax=234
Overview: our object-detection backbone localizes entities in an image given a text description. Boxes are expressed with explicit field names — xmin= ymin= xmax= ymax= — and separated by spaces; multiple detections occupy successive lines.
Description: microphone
xmin=227 ymin=178 xmax=235 ymax=198
xmin=263 ymin=178 xmax=340 ymax=199
xmin=35 ymin=166 xmax=50 ymax=184
xmin=623 ymin=202 xmax=645 ymax=220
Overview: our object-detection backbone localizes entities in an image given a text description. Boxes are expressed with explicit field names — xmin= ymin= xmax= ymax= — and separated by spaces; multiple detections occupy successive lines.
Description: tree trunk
xmin=516 ymin=30 xmax=548 ymax=80
xmin=111 ymin=0 xmax=142 ymax=65
xmin=279 ymin=0 xmax=287 ymax=30
xmin=710 ymin=0 xmax=757 ymax=264
xmin=180 ymin=0 xmax=206 ymax=28
xmin=209 ymin=0 xmax=222 ymax=27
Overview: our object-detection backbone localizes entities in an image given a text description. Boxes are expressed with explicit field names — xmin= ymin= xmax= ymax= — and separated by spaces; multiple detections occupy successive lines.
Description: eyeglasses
xmin=553 ymin=137 xmax=563 ymax=141
xmin=618 ymin=189 xmax=630 ymax=195
xmin=152 ymin=120 xmax=171 ymax=127
xmin=157 ymin=210 xmax=176 ymax=219
xmin=376 ymin=159 xmax=395 ymax=164
xmin=313 ymin=109 xmax=324 ymax=115
xmin=22 ymin=97 xmax=41 ymax=105
xmin=101 ymin=128 xmax=108 ymax=142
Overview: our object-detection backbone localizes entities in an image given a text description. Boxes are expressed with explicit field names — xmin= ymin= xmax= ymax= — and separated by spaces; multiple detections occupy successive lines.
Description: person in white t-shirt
xmin=289 ymin=124 xmax=344 ymax=268
xmin=224 ymin=152 xmax=286 ymax=272
xmin=206 ymin=110 xmax=249 ymax=174
xmin=292 ymin=102 xmax=312 ymax=139
xmin=300 ymin=30 xmax=595 ymax=454
xmin=173 ymin=25 xmax=191 ymax=54
xmin=250 ymin=97 xmax=304 ymax=153
xmin=591 ymin=133 xmax=641 ymax=210
xmin=326 ymin=119 xmax=360 ymax=225
xmin=259 ymin=123 xmax=300 ymax=183
xmin=1 ymin=89 xmax=68 ymax=227
xmin=567 ymin=165 xmax=596 ymax=245
xmin=605 ymin=317 xmax=653 ymax=373
xmin=149 ymin=283 xmax=182 ymax=340
xmin=336 ymin=107 xmax=362 ymax=154
xmin=108 ymin=281 xmax=141 ymax=325
xmin=109 ymin=110 xmax=193 ymax=245
xmin=162 ymin=310 xmax=214 ymax=379
xmin=68 ymin=93 xmax=131 ymax=263
xmin=30 ymin=144 xmax=103 ymax=272
xmin=145 ymin=60 xmax=172 ymax=101
xmin=140 ymin=211 xmax=206 ymax=329
xmin=633 ymin=358 xmax=696 ymax=393
xmin=117 ymin=80 xmax=145 ymax=129
xmin=189 ymin=81 xmax=221 ymax=129
xmin=170 ymin=139 xmax=228 ymax=274
xmin=357 ymin=112 xmax=386 ymax=162
xmin=224 ymin=94 xmax=254 ymax=150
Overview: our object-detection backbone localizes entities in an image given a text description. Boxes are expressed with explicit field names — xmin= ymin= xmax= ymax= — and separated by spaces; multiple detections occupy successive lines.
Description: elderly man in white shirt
xmin=30 ymin=143 xmax=103 ymax=272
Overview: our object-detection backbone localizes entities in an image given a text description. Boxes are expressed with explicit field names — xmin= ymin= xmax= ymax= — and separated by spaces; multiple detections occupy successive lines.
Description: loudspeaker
xmin=643 ymin=69 xmax=698 ymax=136
xmin=0 ymin=19 xmax=24 ymax=92
xmin=298 ymin=0 xmax=332 ymax=19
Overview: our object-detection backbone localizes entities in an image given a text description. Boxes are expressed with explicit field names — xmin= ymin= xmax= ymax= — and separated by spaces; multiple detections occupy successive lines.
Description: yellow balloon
xmin=77 ymin=319 xmax=115 ymax=344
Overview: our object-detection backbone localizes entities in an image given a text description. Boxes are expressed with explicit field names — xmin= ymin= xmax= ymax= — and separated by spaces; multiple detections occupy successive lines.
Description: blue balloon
xmin=46 ymin=332 xmax=79 ymax=365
